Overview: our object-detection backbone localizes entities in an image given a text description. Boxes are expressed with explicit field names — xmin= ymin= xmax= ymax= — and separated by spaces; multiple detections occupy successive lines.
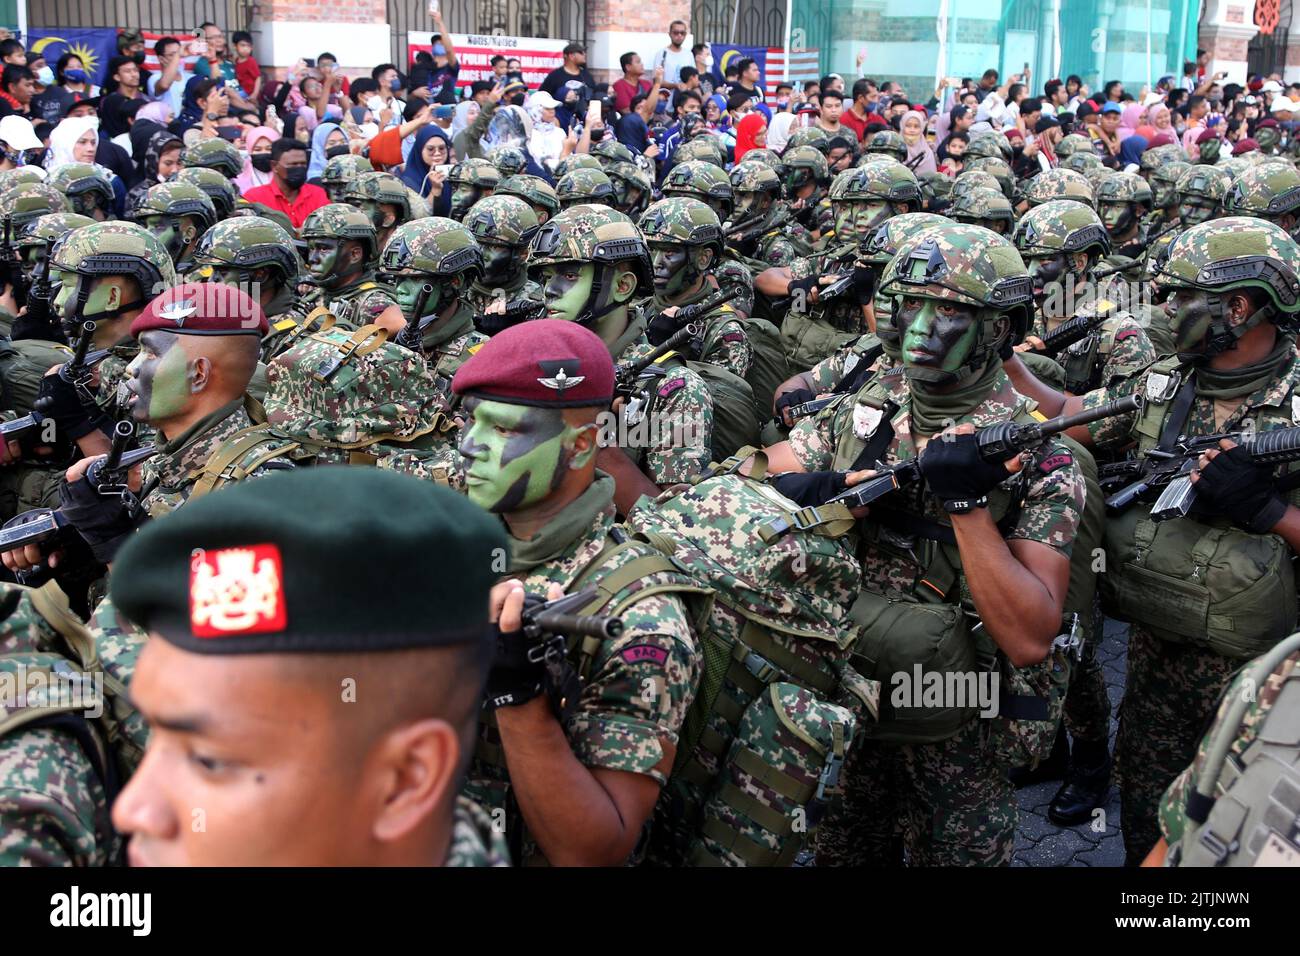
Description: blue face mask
xmin=432 ymin=43 xmax=447 ymax=57
xmin=65 ymin=69 xmax=88 ymax=84
xmin=390 ymin=78 xmax=403 ymax=93
xmin=36 ymin=67 xmax=54 ymax=87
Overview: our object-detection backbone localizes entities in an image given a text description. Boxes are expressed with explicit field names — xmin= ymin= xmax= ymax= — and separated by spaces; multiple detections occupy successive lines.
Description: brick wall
xmin=260 ymin=0 xmax=386 ymax=23
xmin=587 ymin=0 xmax=691 ymax=33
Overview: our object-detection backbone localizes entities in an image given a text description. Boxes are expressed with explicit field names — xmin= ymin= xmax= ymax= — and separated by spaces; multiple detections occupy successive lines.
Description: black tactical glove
xmin=787 ymin=275 xmax=820 ymax=311
xmin=1193 ymin=443 xmax=1288 ymax=534
xmin=774 ymin=387 xmax=817 ymax=424
xmin=918 ymin=432 xmax=1014 ymax=513
xmin=59 ymin=471 xmax=148 ymax=564
xmin=34 ymin=372 xmax=109 ymax=442
xmin=770 ymin=470 xmax=848 ymax=507
xmin=646 ymin=308 xmax=681 ymax=346
xmin=852 ymin=265 xmax=876 ymax=306
xmin=484 ymin=595 xmax=562 ymax=712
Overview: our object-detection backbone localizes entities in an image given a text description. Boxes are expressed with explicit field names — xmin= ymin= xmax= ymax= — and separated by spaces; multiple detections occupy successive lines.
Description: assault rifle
xmin=614 ymin=320 xmax=704 ymax=401
xmin=9 ymin=240 xmax=59 ymax=342
xmin=821 ymin=393 xmax=1144 ymax=511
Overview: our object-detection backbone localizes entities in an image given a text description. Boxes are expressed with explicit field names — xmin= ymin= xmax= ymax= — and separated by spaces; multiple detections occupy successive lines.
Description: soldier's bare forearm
xmin=596 ymin=444 xmax=663 ymax=515
xmin=1002 ymin=354 xmax=1068 ymax=416
xmin=1267 ymin=503 xmax=1300 ymax=553
xmin=755 ymin=267 xmax=794 ymax=296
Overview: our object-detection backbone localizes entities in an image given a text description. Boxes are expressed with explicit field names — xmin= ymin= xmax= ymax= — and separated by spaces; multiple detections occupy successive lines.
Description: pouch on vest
xmin=683 ymin=360 xmax=761 ymax=461
xmin=780 ymin=308 xmax=859 ymax=375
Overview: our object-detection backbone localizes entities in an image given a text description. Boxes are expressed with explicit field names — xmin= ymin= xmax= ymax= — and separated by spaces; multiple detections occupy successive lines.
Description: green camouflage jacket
xmin=445 ymin=795 xmax=512 ymax=866
xmin=299 ymin=273 xmax=399 ymax=328
xmin=463 ymin=269 xmax=545 ymax=319
xmin=419 ymin=300 xmax=489 ymax=406
xmin=655 ymin=281 xmax=752 ymax=379
xmin=1029 ymin=298 xmax=1157 ymax=394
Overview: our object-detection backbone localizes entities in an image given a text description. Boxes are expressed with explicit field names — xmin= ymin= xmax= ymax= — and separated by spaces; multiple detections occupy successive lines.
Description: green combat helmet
xmin=377 ymin=217 xmax=483 ymax=348
xmin=1176 ymin=164 xmax=1233 ymax=227
xmin=856 ymin=151 xmax=899 ymax=168
xmin=232 ymin=198 xmax=297 ymax=239
xmin=191 ymin=215 xmax=302 ymax=289
xmin=1012 ymin=198 xmax=1111 ymax=260
xmin=1063 ymin=150 xmax=1105 ymax=178
xmin=589 ymin=139 xmax=637 ymax=169
xmin=1256 ymin=125 xmax=1282 ymax=154
xmin=462 ymin=194 xmax=540 ymax=284
xmin=50 ymin=221 xmax=177 ymax=324
xmin=0 ymin=182 xmax=69 ymax=230
xmin=1152 ymin=216 xmax=1300 ymax=355
xmin=605 ymin=160 xmax=653 ymax=217
xmin=1095 ymin=171 xmax=1153 ymax=238
xmin=662 ymin=159 xmax=735 ymax=221
xmin=1055 ymin=133 xmax=1094 ymax=161
xmin=1196 ymin=136 xmax=1224 ymax=166
xmin=343 ymin=170 xmax=412 ymax=248
xmin=445 ymin=158 xmax=501 ymax=221
xmin=130 ymin=181 xmax=217 ymax=271
xmin=966 ymin=130 xmax=1014 ymax=163
xmin=1139 ymin=143 xmax=1191 ymax=179
xmin=1018 ymin=167 xmax=1096 ymax=210
xmin=952 ymin=169 xmax=1003 ymax=203
xmin=729 ymin=160 xmax=784 ymax=224
xmin=879 ymin=223 xmax=1034 ymax=383
xmin=740 ymin=148 xmax=784 ymax=175
xmin=963 ymin=156 xmax=1014 ymax=200
xmin=487 ymin=144 xmax=529 ymax=178
xmin=1149 ymin=160 xmax=1192 ymax=212
xmin=1221 ymin=161 xmax=1300 ymax=228
xmin=554 ymin=153 xmax=603 ymax=178
xmin=784 ymin=126 xmax=830 ymax=155
xmin=321 ymin=153 xmax=375 ymax=203
xmin=783 ymin=145 xmax=831 ymax=197
xmin=859 ymin=212 xmax=950 ymax=358
xmin=829 ymin=161 xmax=922 ymax=242
xmin=673 ymin=135 xmax=727 ymax=168
xmin=300 ymin=202 xmax=379 ymax=279
xmin=638 ymin=196 xmax=724 ymax=298
xmin=180 ymin=137 xmax=243 ymax=180
xmin=556 ymin=167 xmax=616 ymax=210
xmin=949 ymin=186 xmax=1014 ymax=235
xmin=16 ymin=211 xmax=94 ymax=276
xmin=863 ymin=130 xmax=907 ymax=163
xmin=46 ymin=163 xmax=116 ymax=220
xmin=527 ymin=203 xmax=651 ymax=323
xmin=496 ymin=174 xmax=560 ymax=223
xmin=173 ymin=166 xmax=240 ymax=219
xmin=917 ymin=170 xmax=954 ymax=210
xmin=0 ymin=167 xmax=46 ymax=191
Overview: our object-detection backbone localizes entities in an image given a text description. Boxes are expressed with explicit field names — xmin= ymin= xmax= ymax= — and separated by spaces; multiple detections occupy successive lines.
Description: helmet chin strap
xmin=575 ymin=263 xmax=622 ymax=328
xmin=1199 ymin=295 xmax=1275 ymax=357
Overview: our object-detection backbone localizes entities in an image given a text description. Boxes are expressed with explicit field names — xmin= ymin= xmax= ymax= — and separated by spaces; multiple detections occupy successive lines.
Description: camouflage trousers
xmin=1063 ymin=603 xmax=1111 ymax=744
xmin=1115 ymin=625 xmax=1239 ymax=865
xmin=814 ymin=718 xmax=1015 ymax=866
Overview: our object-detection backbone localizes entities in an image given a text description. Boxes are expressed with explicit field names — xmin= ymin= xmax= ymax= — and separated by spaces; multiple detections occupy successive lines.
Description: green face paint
xmin=1153 ymin=181 xmax=1177 ymax=209
xmin=1178 ymin=198 xmax=1216 ymax=226
xmin=1167 ymin=288 xmax=1217 ymax=352
xmin=391 ymin=275 xmax=443 ymax=321
xmin=900 ymin=295 xmax=980 ymax=376
xmin=450 ymin=185 xmax=479 ymax=221
xmin=142 ymin=214 xmax=185 ymax=265
xmin=125 ymin=330 xmax=191 ymax=424
xmin=1100 ymin=200 xmax=1135 ymax=235
xmin=479 ymin=240 xmax=516 ymax=285
xmin=732 ymin=191 xmax=768 ymax=221
xmin=539 ymin=262 xmax=596 ymax=323
xmin=306 ymin=237 xmax=342 ymax=281
xmin=52 ymin=268 xmax=81 ymax=323
xmin=459 ymin=397 xmax=585 ymax=513
xmin=649 ymin=244 xmax=692 ymax=300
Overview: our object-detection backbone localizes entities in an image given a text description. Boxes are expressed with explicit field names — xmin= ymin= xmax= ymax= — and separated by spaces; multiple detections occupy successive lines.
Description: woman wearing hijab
xmin=401 ymin=125 xmax=453 ymax=216
xmin=307 ymin=121 xmax=346 ymax=181
xmin=136 ymin=101 xmax=173 ymax=128
xmin=900 ymin=110 xmax=937 ymax=174
xmin=1118 ymin=103 xmax=1145 ymax=142
xmin=732 ymin=111 xmax=767 ymax=164
xmin=235 ymin=125 xmax=279 ymax=193
xmin=125 ymin=127 xmax=182 ymax=213
xmin=172 ymin=76 xmax=210 ymax=137
xmin=46 ymin=116 xmax=126 ymax=217
xmin=706 ymin=94 xmax=727 ymax=130
xmin=766 ymin=111 xmax=796 ymax=154
xmin=451 ymin=100 xmax=478 ymax=141
xmin=1144 ymin=104 xmax=1177 ymax=147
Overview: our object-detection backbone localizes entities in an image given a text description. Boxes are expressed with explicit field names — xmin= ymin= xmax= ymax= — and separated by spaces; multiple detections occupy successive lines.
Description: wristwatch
xmin=205 ymin=112 xmax=219 ymax=121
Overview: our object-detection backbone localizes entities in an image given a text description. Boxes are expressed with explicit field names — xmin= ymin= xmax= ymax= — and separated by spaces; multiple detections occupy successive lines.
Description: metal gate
xmin=26 ymin=0 xmax=255 ymax=40
xmin=387 ymin=0 xmax=585 ymax=67
xmin=1248 ymin=0 xmax=1293 ymax=78
xmin=692 ymin=0 xmax=785 ymax=46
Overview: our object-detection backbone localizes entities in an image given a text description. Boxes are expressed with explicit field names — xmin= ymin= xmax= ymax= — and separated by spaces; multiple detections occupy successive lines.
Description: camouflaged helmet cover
xmin=180 ymin=137 xmax=243 ymax=179
xmin=462 ymin=194 xmax=540 ymax=248
xmin=18 ymin=212 xmax=95 ymax=249
xmin=172 ymin=166 xmax=239 ymax=217
xmin=527 ymin=203 xmax=650 ymax=286
xmin=556 ymin=167 xmax=616 ymax=205
xmin=0 ymin=167 xmax=45 ymax=190
xmin=447 ymin=158 xmax=502 ymax=190
xmin=966 ymin=131 xmax=1014 ymax=162
xmin=1222 ymin=161 xmax=1300 ymax=217
xmin=963 ymin=156 xmax=1013 ymax=198
xmin=322 ymin=153 xmax=375 ymax=185
xmin=739 ymin=147 xmax=784 ymax=174
xmin=1154 ymin=216 xmax=1300 ymax=314
xmin=265 ymin=325 xmax=450 ymax=448
xmin=496 ymin=174 xmax=561 ymax=217
xmin=662 ymin=159 xmax=734 ymax=204
xmin=301 ymin=202 xmax=378 ymax=259
xmin=1063 ymin=150 xmax=1105 ymax=175
xmin=832 ymin=161 xmax=921 ymax=205
xmin=864 ymin=130 xmax=907 ymax=162
xmin=1140 ymin=142 xmax=1190 ymax=172
xmin=1096 ymin=171 xmax=1154 ymax=210
xmin=590 ymin=139 xmax=637 ymax=168
xmin=730 ymin=160 xmax=783 ymax=195
xmin=855 ymin=151 xmax=898 ymax=168
xmin=1020 ymin=167 xmax=1096 ymax=209
xmin=1177 ymin=164 xmax=1233 ymax=203
xmin=47 ymin=163 xmax=115 ymax=207
xmin=783 ymin=126 xmax=830 ymax=155
xmin=554 ymin=153 xmax=603 ymax=178
xmin=880 ymin=223 xmax=1033 ymax=311
xmin=192 ymin=215 xmax=301 ymax=281
xmin=344 ymin=171 xmax=413 ymax=219
xmin=861 ymin=212 xmax=950 ymax=266
xmin=672 ymin=135 xmax=727 ymax=168
xmin=0 ymin=182 xmax=69 ymax=227
xmin=1150 ymin=159 xmax=1192 ymax=189
xmin=638 ymin=196 xmax=723 ymax=248
xmin=132 ymin=181 xmax=217 ymax=229
xmin=951 ymin=170 xmax=1002 ymax=203
xmin=1054 ymin=133 xmax=1093 ymax=161
xmin=950 ymin=186 xmax=1014 ymax=225
xmin=378 ymin=217 xmax=483 ymax=278
xmin=782 ymin=145 xmax=830 ymax=182
xmin=50 ymin=220 xmax=177 ymax=291
xmin=916 ymin=170 xmax=953 ymax=203
xmin=605 ymin=159 xmax=653 ymax=194
xmin=487 ymin=144 xmax=529 ymax=177
xmin=1012 ymin=198 xmax=1111 ymax=257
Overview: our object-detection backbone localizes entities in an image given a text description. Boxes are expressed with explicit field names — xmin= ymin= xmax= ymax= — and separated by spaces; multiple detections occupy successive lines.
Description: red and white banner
xmin=134 ymin=30 xmax=203 ymax=73
xmin=764 ymin=48 xmax=820 ymax=101
xmin=407 ymin=32 xmax=567 ymax=91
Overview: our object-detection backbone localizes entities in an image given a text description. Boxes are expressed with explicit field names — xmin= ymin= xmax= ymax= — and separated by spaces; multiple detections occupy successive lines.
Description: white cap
xmin=0 ymin=115 xmax=42 ymax=152
xmin=1142 ymin=92 xmax=1164 ymax=107
xmin=1271 ymin=96 xmax=1296 ymax=114
xmin=1262 ymin=80 xmax=1284 ymax=94
xmin=529 ymin=90 xmax=561 ymax=110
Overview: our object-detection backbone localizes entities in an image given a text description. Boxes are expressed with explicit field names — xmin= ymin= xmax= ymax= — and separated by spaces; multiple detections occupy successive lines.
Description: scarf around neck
xmin=908 ymin=357 xmax=1003 ymax=436
xmin=507 ymin=472 xmax=615 ymax=572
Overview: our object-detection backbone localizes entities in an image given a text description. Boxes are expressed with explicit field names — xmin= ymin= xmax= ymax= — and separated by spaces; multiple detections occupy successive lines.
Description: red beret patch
xmin=190 ymin=544 xmax=287 ymax=638
xmin=721 ymin=332 xmax=746 ymax=344
xmin=658 ymin=377 xmax=686 ymax=398
xmin=1115 ymin=328 xmax=1138 ymax=342
xmin=1038 ymin=453 xmax=1073 ymax=475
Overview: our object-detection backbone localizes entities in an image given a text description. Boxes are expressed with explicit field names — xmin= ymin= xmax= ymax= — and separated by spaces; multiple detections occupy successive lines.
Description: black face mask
xmin=284 ymin=167 xmax=309 ymax=189
xmin=251 ymin=154 xmax=273 ymax=173
xmin=325 ymin=144 xmax=350 ymax=159
xmin=132 ymin=52 xmax=147 ymax=67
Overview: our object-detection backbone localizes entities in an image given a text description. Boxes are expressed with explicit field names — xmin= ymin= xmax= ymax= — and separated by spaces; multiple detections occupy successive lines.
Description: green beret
xmin=110 ymin=467 xmax=506 ymax=655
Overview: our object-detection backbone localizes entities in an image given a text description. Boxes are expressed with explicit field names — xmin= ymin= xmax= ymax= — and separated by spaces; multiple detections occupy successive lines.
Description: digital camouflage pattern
xmin=298 ymin=204 xmax=400 ymax=327
xmin=605 ymin=160 xmax=653 ymax=217
xmin=589 ymin=138 xmax=637 ymax=168
xmin=0 ymin=167 xmax=46 ymax=190
xmin=445 ymin=795 xmax=512 ymax=866
xmin=0 ymin=182 xmax=69 ymax=228
xmin=662 ymin=159 xmax=735 ymax=219
xmin=554 ymin=153 xmax=602 ymax=178
xmin=1149 ymin=160 xmax=1191 ymax=210
xmin=46 ymin=163 xmax=115 ymax=217
xmin=496 ymin=174 xmax=560 ymax=221
xmin=321 ymin=153 xmax=377 ymax=202
xmin=173 ymin=166 xmax=240 ymax=219
xmin=864 ymin=130 xmax=907 ymax=162
xmin=1221 ymin=160 xmax=1300 ymax=218
xmin=1054 ymin=133 xmax=1093 ymax=161
xmin=728 ymin=162 xmax=814 ymax=268
xmin=447 ymin=158 xmax=502 ymax=192
xmin=949 ymin=186 xmax=1014 ymax=232
xmin=192 ymin=215 xmax=301 ymax=285
xmin=966 ymin=130 xmax=1014 ymax=162
xmin=181 ymin=137 xmax=244 ymax=179
xmin=951 ymin=169 xmax=1002 ymax=202
xmin=1139 ymin=143 xmax=1190 ymax=175
xmin=672 ymin=134 xmax=727 ymax=168
xmin=963 ymin=156 xmax=1014 ymax=199
xmin=783 ymin=126 xmax=830 ymax=155
xmin=131 ymin=180 xmax=217 ymax=232
xmin=486 ymin=144 xmax=528 ymax=177
xmin=1019 ymin=168 xmax=1095 ymax=209
xmin=462 ymin=195 xmax=544 ymax=316
xmin=556 ymin=167 xmax=616 ymax=208
xmin=53 ymin=220 xmax=177 ymax=301
xmin=1174 ymin=164 xmax=1232 ymax=227
xmin=344 ymin=171 xmax=413 ymax=223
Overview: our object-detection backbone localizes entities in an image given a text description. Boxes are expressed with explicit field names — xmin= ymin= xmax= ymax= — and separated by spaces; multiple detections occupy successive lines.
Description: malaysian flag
xmin=764 ymin=47 xmax=821 ymax=103
xmin=134 ymin=30 xmax=202 ymax=73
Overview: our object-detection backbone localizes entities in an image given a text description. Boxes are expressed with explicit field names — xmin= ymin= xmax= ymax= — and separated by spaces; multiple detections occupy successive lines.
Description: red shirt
xmin=839 ymin=107 xmax=886 ymax=143
xmin=613 ymin=77 xmax=652 ymax=114
xmin=242 ymin=179 xmax=329 ymax=230
xmin=235 ymin=56 xmax=261 ymax=96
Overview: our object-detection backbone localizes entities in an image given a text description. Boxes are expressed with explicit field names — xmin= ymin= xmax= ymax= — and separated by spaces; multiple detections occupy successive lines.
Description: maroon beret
xmin=1233 ymin=138 xmax=1259 ymax=155
xmin=452 ymin=319 xmax=614 ymax=408
xmin=131 ymin=281 xmax=269 ymax=338
xmin=1257 ymin=117 xmax=1280 ymax=129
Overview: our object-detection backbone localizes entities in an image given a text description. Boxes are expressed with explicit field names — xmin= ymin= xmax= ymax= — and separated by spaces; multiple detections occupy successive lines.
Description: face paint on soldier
xmin=306 ymin=238 xmax=343 ymax=281
xmin=1178 ymin=197 xmax=1216 ymax=226
xmin=54 ymin=272 xmax=140 ymax=346
xmin=392 ymin=276 xmax=446 ymax=321
xmin=649 ymin=244 xmax=694 ymax=299
xmin=1099 ymin=200 xmax=1136 ymax=235
xmin=1027 ymin=254 xmax=1069 ymax=301
xmin=900 ymin=295 xmax=981 ymax=374
xmin=124 ymin=330 xmax=204 ymax=426
xmin=539 ymin=262 xmax=596 ymax=322
xmin=450 ymin=185 xmax=479 ymax=220
xmin=459 ymin=397 xmax=594 ymax=513
xmin=1152 ymin=181 xmax=1177 ymax=209
xmin=1165 ymin=287 xmax=1219 ymax=353
xmin=837 ymin=199 xmax=892 ymax=240
xmin=141 ymin=215 xmax=195 ymax=265
xmin=478 ymin=241 xmax=516 ymax=284
xmin=731 ymin=191 xmax=770 ymax=222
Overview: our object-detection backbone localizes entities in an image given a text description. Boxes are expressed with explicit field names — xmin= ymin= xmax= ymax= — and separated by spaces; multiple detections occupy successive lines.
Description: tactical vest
xmin=1169 ymin=632 xmax=1300 ymax=866
xmin=1100 ymin=356 xmax=1300 ymax=659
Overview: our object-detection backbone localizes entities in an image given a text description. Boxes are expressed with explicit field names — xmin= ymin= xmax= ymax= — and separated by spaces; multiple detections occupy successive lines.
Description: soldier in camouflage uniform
xmin=461 ymin=195 xmax=544 ymax=335
xmin=952 ymin=168 xmax=1003 ymax=204
xmin=1174 ymin=164 xmax=1231 ymax=229
xmin=378 ymin=217 xmax=487 ymax=408
xmin=863 ymin=129 xmax=907 ymax=163
xmin=46 ymin=163 xmax=116 ymax=222
xmin=130 ymin=181 xmax=217 ymax=274
xmin=446 ymin=158 xmax=501 ymax=222
xmin=172 ymin=165 xmax=239 ymax=220
xmin=1023 ymin=217 xmax=1300 ymax=863
xmin=783 ymin=144 xmax=834 ymax=238
xmin=496 ymin=173 xmax=560 ymax=225
xmin=101 ymin=467 xmax=511 ymax=866
xmin=554 ymin=152 xmax=603 ymax=179
xmin=1138 ymin=142 xmax=1190 ymax=182
xmin=1063 ymin=149 xmax=1106 ymax=181
xmin=964 ymin=155 xmax=1015 ymax=201
xmin=917 ymin=170 xmax=954 ymax=214
xmin=487 ymin=143 xmax=528 ymax=178
xmin=638 ymin=197 xmax=752 ymax=379
xmin=764 ymin=224 xmax=1085 ymax=865
xmin=0 ymin=181 xmax=69 ymax=230
xmin=949 ymin=186 xmax=1014 ymax=234
xmin=556 ymin=166 xmax=616 ymax=211
xmin=589 ymin=138 xmax=637 ymax=169
xmin=1143 ymin=159 xmax=1191 ymax=236
xmin=298 ymin=203 xmax=400 ymax=330
xmin=605 ymin=160 xmax=653 ymax=218
xmin=343 ymin=171 xmax=412 ymax=262
xmin=1055 ymin=133 xmax=1093 ymax=162
xmin=660 ymin=160 xmax=755 ymax=318
xmin=1221 ymin=161 xmax=1300 ymax=236
xmin=191 ymin=216 xmax=305 ymax=362
xmin=1014 ymin=167 xmax=1096 ymax=215
xmin=0 ymin=167 xmax=47 ymax=191
xmin=1095 ymin=172 xmax=1153 ymax=277
xmin=526 ymin=204 xmax=714 ymax=509
xmin=179 ymin=136 xmax=243 ymax=180
xmin=672 ymin=133 xmax=727 ymax=170
xmin=321 ymin=152 xmax=376 ymax=204
xmin=725 ymin=160 xmax=813 ymax=268
xmin=783 ymin=126 xmax=829 ymax=156
xmin=453 ymin=319 xmax=701 ymax=866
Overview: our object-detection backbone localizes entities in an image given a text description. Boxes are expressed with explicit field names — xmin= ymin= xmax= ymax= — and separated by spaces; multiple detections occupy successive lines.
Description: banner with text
xmin=407 ymin=33 xmax=567 ymax=91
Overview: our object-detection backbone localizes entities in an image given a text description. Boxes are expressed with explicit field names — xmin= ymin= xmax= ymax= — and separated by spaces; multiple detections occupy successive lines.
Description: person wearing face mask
xmin=461 ymin=195 xmax=544 ymax=335
xmin=242 ymin=138 xmax=329 ymax=230
xmin=234 ymin=125 xmax=278 ymax=193
xmin=0 ymin=114 xmax=42 ymax=171
xmin=307 ymin=121 xmax=348 ymax=183
xmin=298 ymin=203 xmax=400 ymax=330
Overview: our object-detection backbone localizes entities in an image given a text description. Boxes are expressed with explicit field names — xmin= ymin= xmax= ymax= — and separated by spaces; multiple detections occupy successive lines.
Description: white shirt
xmin=148 ymin=67 xmax=192 ymax=121
xmin=656 ymin=46 xmax=696 ymax=86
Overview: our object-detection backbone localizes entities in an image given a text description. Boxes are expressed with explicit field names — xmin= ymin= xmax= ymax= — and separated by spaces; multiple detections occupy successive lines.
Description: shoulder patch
xmin=658 ymin=377 xmax=687 ymax=398
xmin=466 ymin=342 xmax=484 ymax=355
xmin=721 ymin=331 xmax=746 ymax=344
xmin=1115 ymin=328 xmax=1139 ymax=342
xmin=273 ymin=318 xmax=298 ymax=333
xmin=619 ymin=643 xmax=670 ymax=666
xmin=1038 ymin=453 xmax=1073 ymax=475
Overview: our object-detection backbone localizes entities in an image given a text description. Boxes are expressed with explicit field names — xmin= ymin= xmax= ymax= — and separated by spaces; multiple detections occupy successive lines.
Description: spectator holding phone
xmin=423 ymin=8 xmax=460 ymax=104
xmin=147 ymin=37 xmax=192 ymax=120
